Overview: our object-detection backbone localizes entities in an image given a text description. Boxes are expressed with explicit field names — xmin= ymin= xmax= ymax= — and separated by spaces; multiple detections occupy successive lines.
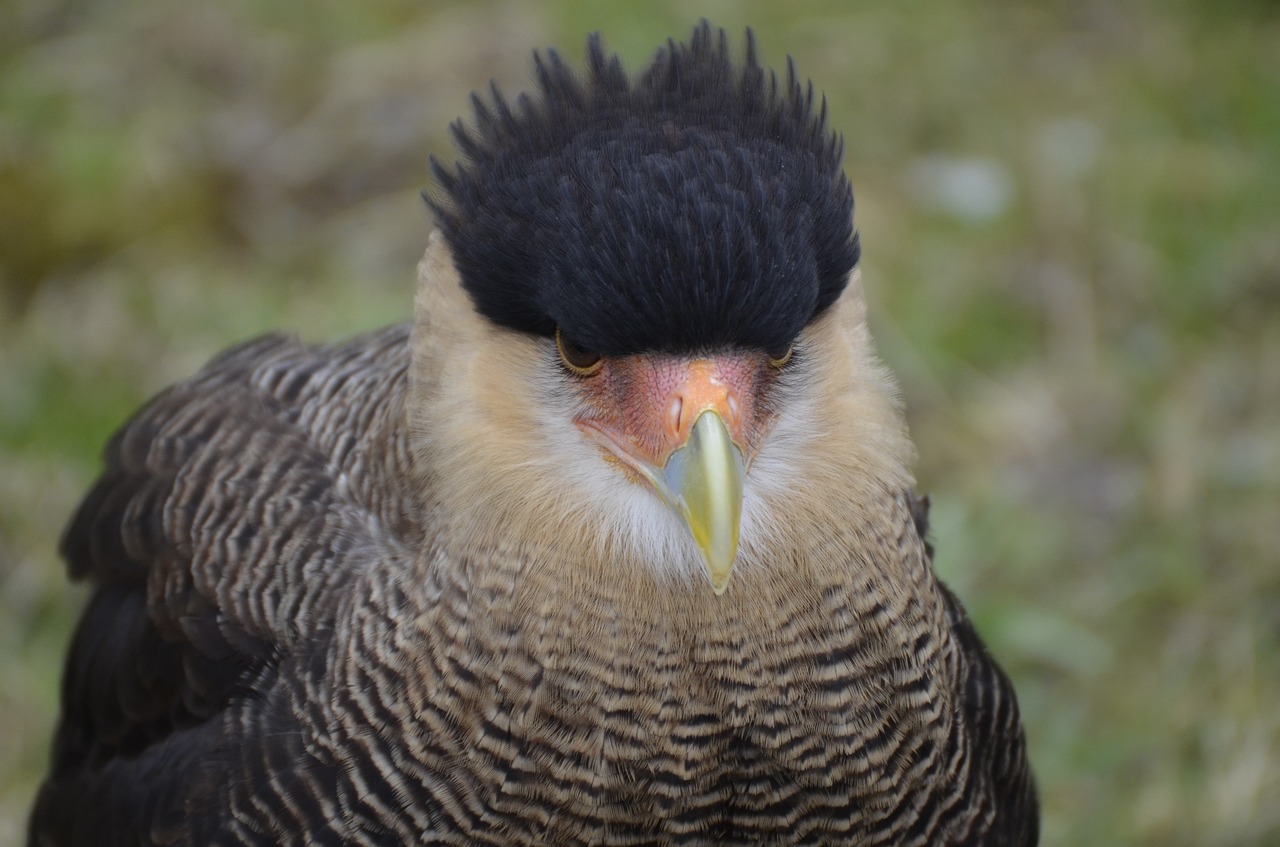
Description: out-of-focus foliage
xmin=2 ymin=1 xmax=1277 ymax=844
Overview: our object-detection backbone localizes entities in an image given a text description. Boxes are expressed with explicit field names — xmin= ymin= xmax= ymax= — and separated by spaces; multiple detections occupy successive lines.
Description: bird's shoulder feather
xmin=30 ymin=324 xmax=414 ymax=845
xmin=907 ymin=490 xmax=1040 ymax=845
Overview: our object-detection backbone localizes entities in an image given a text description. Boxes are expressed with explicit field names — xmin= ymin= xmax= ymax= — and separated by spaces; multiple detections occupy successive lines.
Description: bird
xmin=29 ymin=22 xmax=1038 ymax=847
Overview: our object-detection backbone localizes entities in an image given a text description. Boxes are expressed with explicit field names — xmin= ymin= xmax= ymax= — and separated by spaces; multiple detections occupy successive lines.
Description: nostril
xmin=726 ymin=391 xmax=740 ymax=427
xmin=667 ymin=395 xmax=684 ymax=438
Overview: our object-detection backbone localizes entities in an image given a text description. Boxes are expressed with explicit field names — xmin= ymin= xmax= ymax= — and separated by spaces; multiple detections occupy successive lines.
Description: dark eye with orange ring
xmin=555 ymin=328 xmax=603 ymax=376
xmin=767 ymin=343 xmax=794 ymax=369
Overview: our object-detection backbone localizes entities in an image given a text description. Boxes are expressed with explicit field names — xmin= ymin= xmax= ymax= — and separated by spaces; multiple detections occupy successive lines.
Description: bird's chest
xmin=379 ymin=585 xmax=957 ymax=842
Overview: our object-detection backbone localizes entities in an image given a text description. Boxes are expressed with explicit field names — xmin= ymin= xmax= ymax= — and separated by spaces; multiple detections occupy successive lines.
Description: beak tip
xmin=704 ymin=550 xmax=737 ymax=595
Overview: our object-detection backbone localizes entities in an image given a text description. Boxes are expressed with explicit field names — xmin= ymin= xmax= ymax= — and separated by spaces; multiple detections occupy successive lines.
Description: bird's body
xmin=31 ymin=25 xmax=1037 ymax=846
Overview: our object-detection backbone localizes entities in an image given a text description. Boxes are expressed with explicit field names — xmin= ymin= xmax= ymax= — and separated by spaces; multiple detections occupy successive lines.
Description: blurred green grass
xmin=2 ymin=1 xmax=1278 ymax=844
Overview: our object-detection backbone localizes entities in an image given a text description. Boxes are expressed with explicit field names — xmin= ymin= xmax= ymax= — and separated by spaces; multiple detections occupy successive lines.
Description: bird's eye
xmin=767 ymin=343 xmax=794 ymax=369
xmin=556 ymin=328 xmax=603 ymax=376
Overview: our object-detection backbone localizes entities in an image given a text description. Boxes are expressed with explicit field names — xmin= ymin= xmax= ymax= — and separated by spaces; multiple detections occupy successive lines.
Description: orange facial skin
xmin=571 ymin=351 xmax=780 ymax=483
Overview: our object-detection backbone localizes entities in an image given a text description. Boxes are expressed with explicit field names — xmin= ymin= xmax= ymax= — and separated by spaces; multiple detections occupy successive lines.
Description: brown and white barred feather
xmin=30 ymin=252 xmax=1036 ymax=845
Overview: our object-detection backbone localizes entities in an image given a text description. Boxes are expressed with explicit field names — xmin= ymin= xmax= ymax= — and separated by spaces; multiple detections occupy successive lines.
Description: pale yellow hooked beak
xmin=654 ymin=410 xmax=744 ymax=594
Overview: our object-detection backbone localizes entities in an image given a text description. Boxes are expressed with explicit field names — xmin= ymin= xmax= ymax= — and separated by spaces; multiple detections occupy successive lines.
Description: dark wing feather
xmin=908 ymin=491 xmax=1040 ymax=846
xmin=29 ymin=326 xmax=414 ymax=847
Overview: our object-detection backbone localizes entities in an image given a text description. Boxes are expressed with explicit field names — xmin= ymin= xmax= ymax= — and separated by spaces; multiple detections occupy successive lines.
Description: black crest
xmin=429 ymin=22 xmax=860 ymax=356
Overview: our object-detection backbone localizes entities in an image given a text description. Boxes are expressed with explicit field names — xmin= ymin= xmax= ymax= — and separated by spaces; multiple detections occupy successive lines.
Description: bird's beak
xmin=649 ymin=409 xmax=744 ymax=594
xmin=576 ymin=356 xmax=753 ymax=594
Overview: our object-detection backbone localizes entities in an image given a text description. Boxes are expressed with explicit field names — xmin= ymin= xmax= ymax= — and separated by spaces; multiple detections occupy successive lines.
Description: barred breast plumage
xmin=30 ymin=23 xmax=1037 ymax=847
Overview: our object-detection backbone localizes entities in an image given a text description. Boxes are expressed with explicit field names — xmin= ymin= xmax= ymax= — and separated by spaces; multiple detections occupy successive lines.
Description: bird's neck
xmin=401 ymin=484 xmax=950 ymax=675
xmin=344 ymin=490 xmax=960 ymax=833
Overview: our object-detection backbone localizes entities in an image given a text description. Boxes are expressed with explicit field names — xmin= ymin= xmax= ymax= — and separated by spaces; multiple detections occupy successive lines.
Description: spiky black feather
xmin=428 ymin=22 xmax=860 ymax=356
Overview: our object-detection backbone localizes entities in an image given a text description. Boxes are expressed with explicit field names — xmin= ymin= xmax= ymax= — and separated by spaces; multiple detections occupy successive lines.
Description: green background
xmin=2 ymin=1 xmax=1278 ymax=844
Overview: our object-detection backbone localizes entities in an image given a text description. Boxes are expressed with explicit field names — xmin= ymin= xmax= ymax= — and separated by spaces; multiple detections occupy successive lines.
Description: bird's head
xmin=409 ymin=23 xmax=913 ymax=597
